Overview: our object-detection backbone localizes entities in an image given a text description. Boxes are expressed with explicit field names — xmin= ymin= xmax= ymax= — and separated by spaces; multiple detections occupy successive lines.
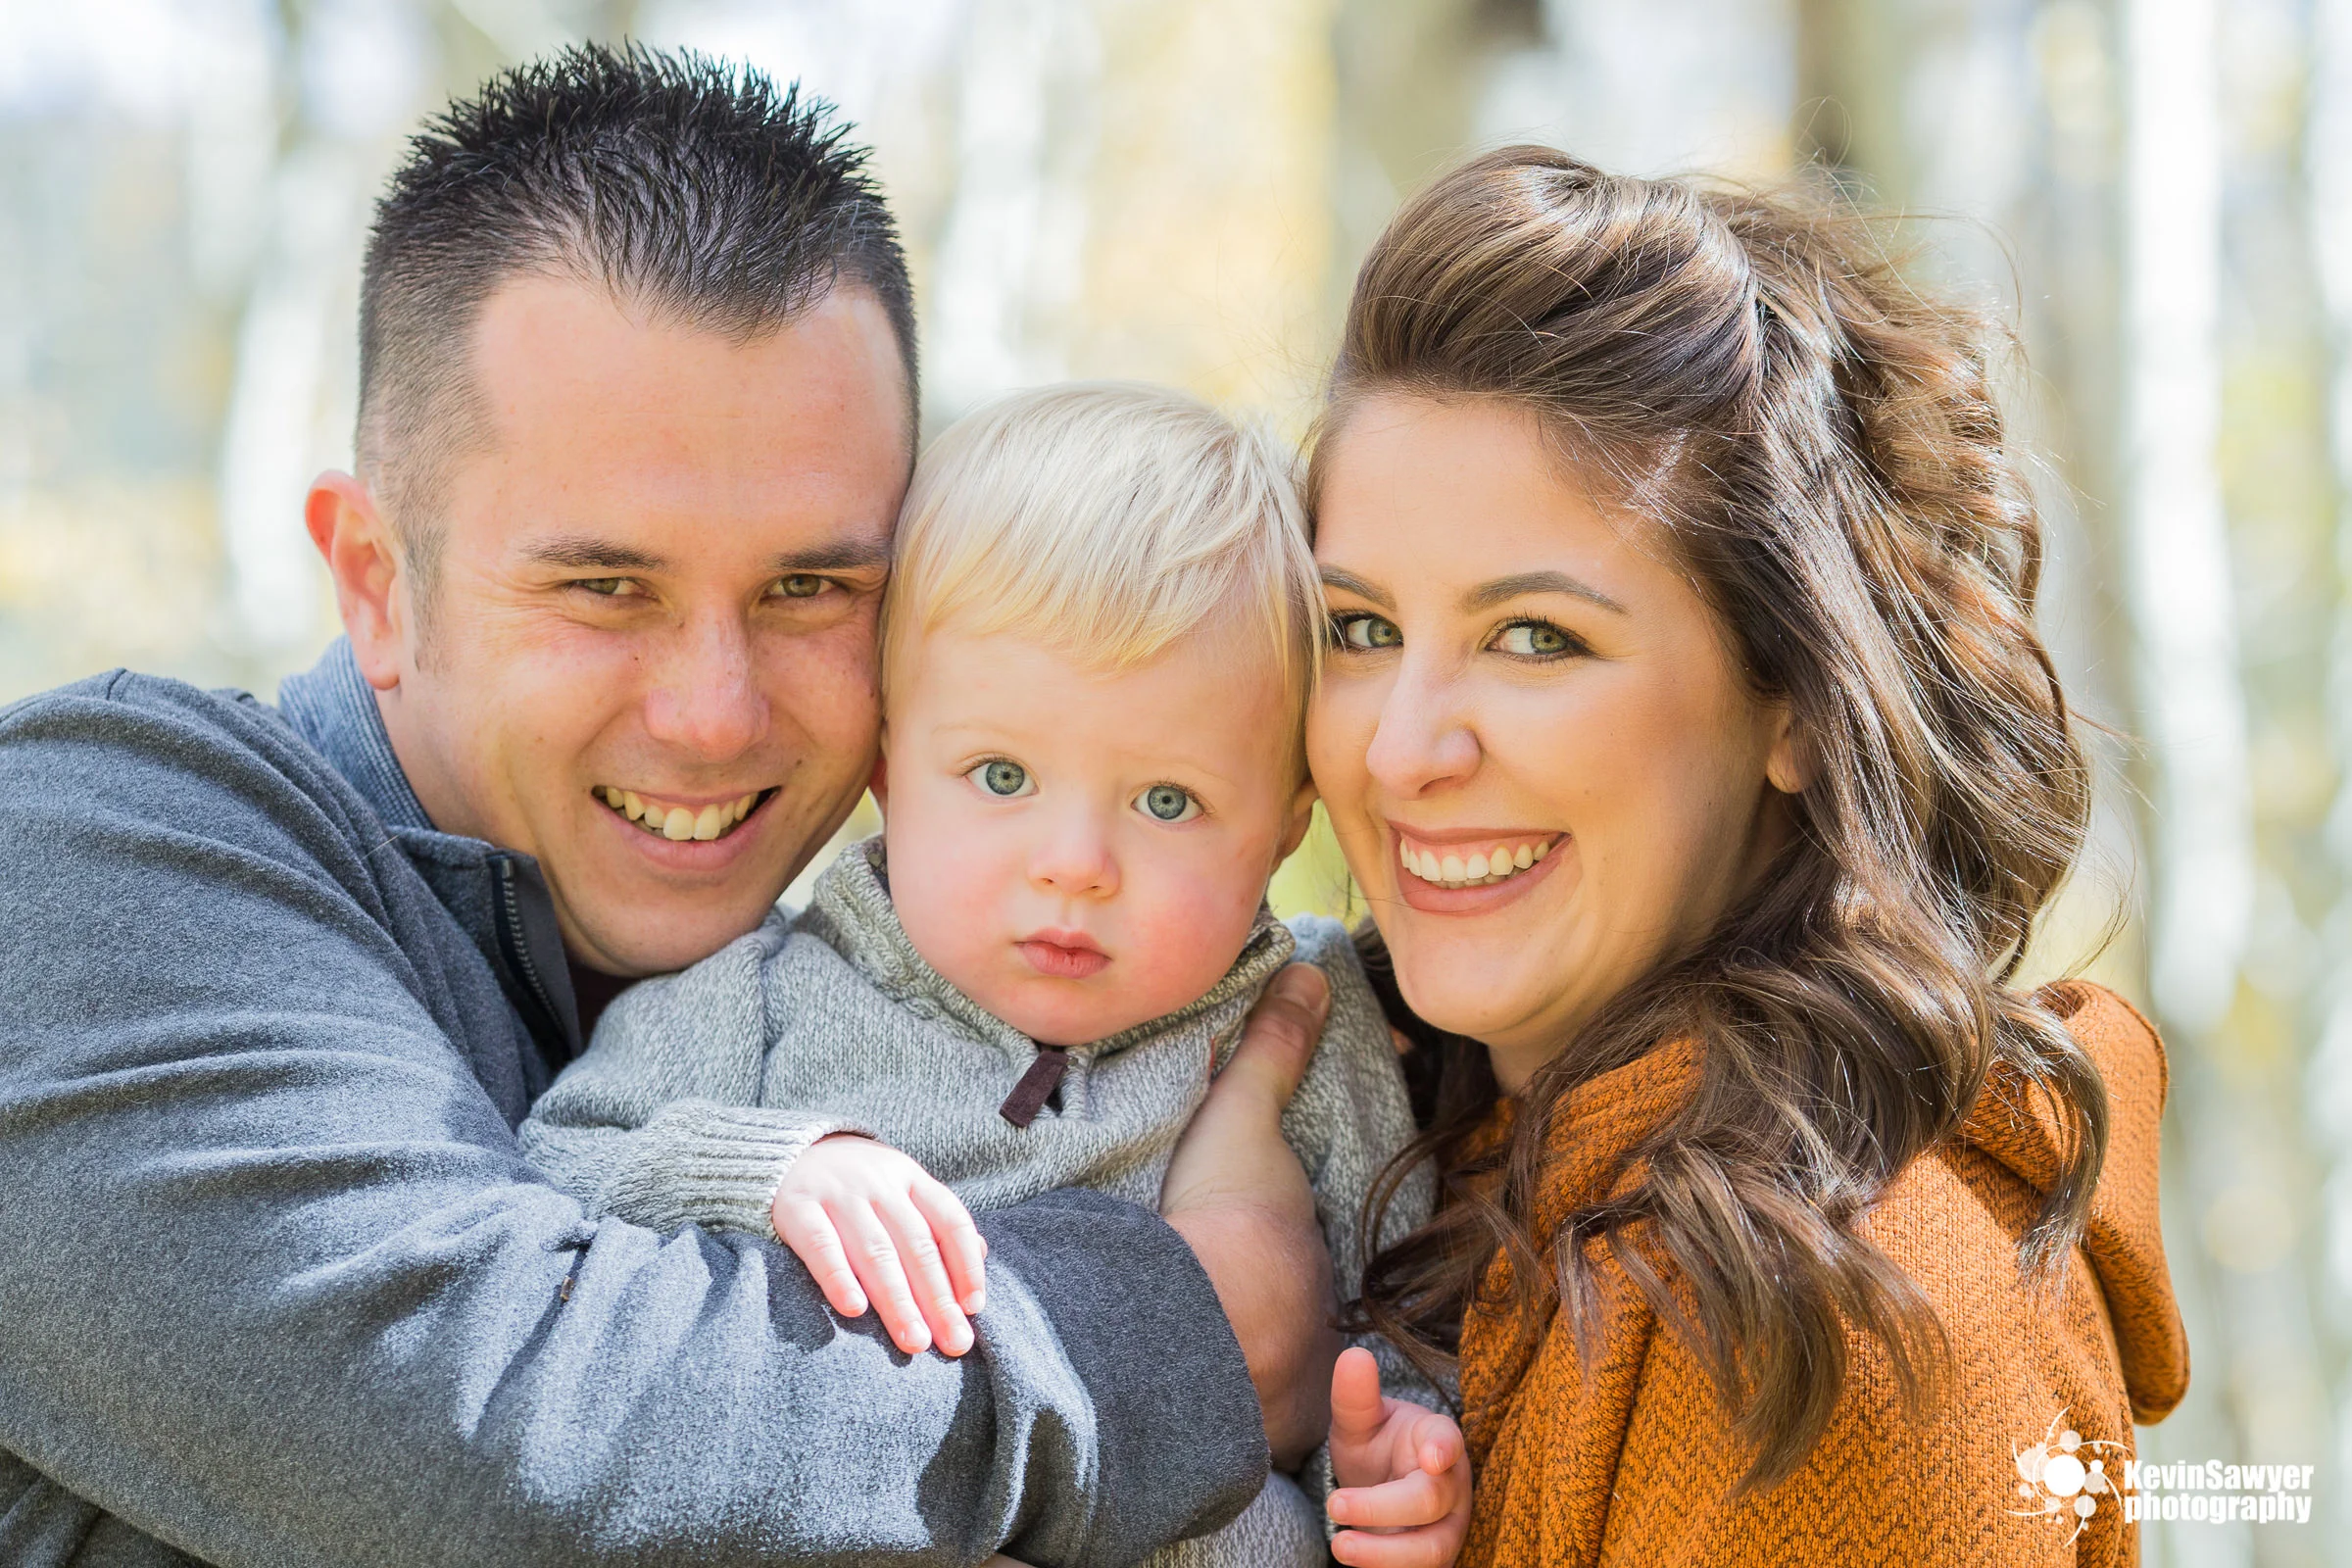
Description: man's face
xmin=368 ymin=276 xmax=909 ymax=976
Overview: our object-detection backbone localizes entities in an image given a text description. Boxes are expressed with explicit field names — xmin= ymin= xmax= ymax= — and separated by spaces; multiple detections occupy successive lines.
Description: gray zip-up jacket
xmin=0 ymin=640 xmax=1268 ymax=1568
xmin=521 ymin=838 xmax=1440 ymax=1568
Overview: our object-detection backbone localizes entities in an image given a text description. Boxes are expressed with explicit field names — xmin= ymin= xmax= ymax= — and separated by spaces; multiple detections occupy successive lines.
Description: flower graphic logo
xmin=2013 ymin=1410 xmax=2129 ymax=1543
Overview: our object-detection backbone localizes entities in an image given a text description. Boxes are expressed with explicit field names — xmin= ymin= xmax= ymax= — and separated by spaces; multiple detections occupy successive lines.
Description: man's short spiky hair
xmin=357 ymin=43 xmax=915 ymax=585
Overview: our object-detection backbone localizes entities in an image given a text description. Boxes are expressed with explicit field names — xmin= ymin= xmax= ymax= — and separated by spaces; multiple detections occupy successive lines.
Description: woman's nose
xmin=1363 ymin=659 xmax=1482 ymax=798
xmin=1027 ymin=814 xmax=1120 ymax=900
xmin=641 ymin=618 xmax=768 ymax=761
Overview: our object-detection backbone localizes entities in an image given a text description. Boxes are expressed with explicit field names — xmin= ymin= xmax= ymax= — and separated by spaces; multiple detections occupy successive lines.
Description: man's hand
xmin=770 ymin=1134 xmax=988 ymax=1357
xmin=1160 ymin=962 xmax=1340 ymax=1469
xmin=1326 ymin=1348 xmax=1472 ymax=1568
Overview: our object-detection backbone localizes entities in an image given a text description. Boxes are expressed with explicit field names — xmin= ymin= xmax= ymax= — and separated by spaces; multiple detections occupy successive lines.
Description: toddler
xmin=521 ymin=383 xmax=1465 ymax=1567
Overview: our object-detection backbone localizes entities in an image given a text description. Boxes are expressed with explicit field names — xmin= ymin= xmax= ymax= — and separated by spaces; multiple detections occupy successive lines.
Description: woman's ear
xmin=1277 ymin=775 xmax=1319 ymax=862
xmin=1763 ymin=705 xmax=1812 ymax=796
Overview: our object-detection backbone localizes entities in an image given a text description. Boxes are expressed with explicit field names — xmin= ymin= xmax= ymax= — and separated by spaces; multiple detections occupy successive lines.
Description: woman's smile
xmin=1388 ymin=823 xmax=1569 ymax=911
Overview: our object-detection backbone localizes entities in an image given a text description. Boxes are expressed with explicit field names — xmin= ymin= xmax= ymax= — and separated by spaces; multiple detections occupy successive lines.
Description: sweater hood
xmin=1957 ymin=981 xmax=2189 ymax=1423
xmin=1514 ymin=982 xmax=2188 ymax=1425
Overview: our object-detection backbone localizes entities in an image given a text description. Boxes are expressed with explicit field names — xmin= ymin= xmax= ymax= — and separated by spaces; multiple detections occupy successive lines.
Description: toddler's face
xmin=879 ymin=622 xmax=1313 ymax=1047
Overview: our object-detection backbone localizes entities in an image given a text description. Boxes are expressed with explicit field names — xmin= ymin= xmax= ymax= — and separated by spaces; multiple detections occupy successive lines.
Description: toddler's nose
xmin=1028 ymin=821 xmax=1120 ymax=899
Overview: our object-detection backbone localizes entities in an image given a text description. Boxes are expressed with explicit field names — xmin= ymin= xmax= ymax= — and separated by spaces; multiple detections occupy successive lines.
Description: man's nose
xmin=641 ymin=615 xmax=769 ymax=761
xmin=1028 ymin=810 xmax=1120 ymax=900
xmin=1363 ymin=655 xmax=1482 ymax=799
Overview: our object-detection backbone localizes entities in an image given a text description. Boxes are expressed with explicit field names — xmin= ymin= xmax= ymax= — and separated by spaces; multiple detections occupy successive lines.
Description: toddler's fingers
xmin=1328 ymin=1347 xmax=1387 ymax=1451
xmin=910 ymin=1177 xmax=989 ymax=1315
xmin=1404 ymin=1407 xmax=1466 ymax=1476
xmin=1330 ymin=1524 xmax=1458 ymax=1568
xmin=771 ymin=1199 xmax=867 ymax=1319
xmin=829 ymin=1199 xmax=931 ymax=1355
xmin=879 ymin=1193 xmax=972 ymax=1357
xmin=1326 ymin=1469 xmax=1450 ymax=1532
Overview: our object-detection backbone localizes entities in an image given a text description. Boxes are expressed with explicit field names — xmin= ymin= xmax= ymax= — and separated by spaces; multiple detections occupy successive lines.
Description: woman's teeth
xmin=599 ymin=786 xmax=762 ymax=842
xmin=1398 ymin=837 xmax=1551 ymax=890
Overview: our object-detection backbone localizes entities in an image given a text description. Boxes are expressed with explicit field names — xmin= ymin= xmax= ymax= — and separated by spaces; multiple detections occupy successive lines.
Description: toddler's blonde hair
xmin=881 ymin=382 xmax=1322 ymax=735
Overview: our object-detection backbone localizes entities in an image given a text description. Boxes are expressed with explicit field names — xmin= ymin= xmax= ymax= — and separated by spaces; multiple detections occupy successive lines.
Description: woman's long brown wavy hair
xmin=1324 ymin=147 xmax=2109 ymax=1491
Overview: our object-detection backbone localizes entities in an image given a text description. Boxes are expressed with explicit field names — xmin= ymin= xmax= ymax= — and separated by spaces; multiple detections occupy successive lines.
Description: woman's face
xmin=1308 ymin=394 xmax=1800 ymax=1090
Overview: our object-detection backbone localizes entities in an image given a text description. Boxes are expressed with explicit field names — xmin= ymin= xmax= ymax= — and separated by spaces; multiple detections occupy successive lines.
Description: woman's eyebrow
xmin=1463 ymin=570 xmax=1628 ymax=614
xmin=1319 ymin=566 xmax=1393 ymax=608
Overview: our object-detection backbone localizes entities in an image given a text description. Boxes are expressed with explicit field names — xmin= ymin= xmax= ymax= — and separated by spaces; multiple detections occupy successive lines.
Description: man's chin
xmin=563 ymin=891 xmax=782 ymax=978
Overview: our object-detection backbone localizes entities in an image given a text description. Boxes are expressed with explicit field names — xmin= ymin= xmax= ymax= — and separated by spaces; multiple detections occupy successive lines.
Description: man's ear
xmin=306 ymin=471 xmax=408 ymax=692
xmin=1763 ymin=704 xmax=1812 ymax=796
xmin=1276 ymin=774 xmax=1319 ymax=862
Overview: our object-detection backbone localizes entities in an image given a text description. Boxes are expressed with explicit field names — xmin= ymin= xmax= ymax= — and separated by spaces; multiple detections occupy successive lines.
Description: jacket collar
xmin=275 ymin=637 xmax=434 ymax=833
xmin=275 ymin=636 xmax=582 ymax=1070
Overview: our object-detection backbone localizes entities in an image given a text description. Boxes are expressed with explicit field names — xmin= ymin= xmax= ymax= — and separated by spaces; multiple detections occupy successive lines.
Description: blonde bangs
xmin=881 ymin=382 xmax=1321 ymax=715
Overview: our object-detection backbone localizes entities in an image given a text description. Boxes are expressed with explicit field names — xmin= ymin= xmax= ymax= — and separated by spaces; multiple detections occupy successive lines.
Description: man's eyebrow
xmin=1462 ymin=570 xmax=1628 ymax=615
xmin=767 ymin=539 xmax=893 ymax=575
xmin=1319 ymin=566 xmax=1394 ymax=609
xmin=521 ymin=537 xmax=665 ymax=572
xmin=515 ymin=537 xmax=895 ymax=576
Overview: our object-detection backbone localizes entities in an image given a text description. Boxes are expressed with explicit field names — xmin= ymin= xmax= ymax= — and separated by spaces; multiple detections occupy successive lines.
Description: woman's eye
xmin=773 ymin=574 xmax=826 ymax=599
xmin=1135 ymin=783 xmax=1201 ymax=823
xmin=1492 ymin=620 xmax=1578 ymax=658
xmin=969 ymin=760 xmax=1034 ymax=798
xmin=1332 ymin=612 xmax=1402 ymax=651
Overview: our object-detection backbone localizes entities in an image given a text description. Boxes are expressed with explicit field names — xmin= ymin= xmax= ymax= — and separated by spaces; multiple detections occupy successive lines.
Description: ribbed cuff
xmin=603 ymin=1104 xmax=866 ymax=1239
xmin=1304 ymin=1443 xmax=1339 ymax=1540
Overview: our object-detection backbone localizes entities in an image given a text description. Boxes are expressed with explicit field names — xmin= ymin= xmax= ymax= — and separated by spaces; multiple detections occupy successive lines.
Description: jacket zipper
xmin=491 ymin=855 xmax=565 ymax=1051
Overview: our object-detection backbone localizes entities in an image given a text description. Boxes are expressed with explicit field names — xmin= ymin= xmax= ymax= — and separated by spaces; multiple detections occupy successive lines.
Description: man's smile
xmin=595 ymin=784 xmax=775 ymax=842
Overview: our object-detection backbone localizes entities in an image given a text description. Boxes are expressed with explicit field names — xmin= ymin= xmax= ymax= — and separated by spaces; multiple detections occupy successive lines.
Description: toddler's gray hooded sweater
xmin=522 ymin=837 xmax=1437 ymax=1568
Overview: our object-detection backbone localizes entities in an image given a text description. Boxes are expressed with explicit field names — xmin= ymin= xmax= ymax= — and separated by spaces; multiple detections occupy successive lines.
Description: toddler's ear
xmin=1276 ymin=776 xmax=1318 ymax=861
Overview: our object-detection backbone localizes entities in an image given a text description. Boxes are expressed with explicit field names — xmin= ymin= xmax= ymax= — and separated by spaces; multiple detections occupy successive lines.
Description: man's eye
xmin=969 ymin=759 xmax=1034 ymax=798
xmin=773 ymin=574 xmax=827 ymax=599
xmin=1135 ymin=784 xmax=1200 ymax=823
xmin=575 ymin=577 xmax=642 ymax=598
xmin=1492 ymin=620 xmax=1578 ymax=658
xmin=1332 ymin=612 xmax=1401 ymax=651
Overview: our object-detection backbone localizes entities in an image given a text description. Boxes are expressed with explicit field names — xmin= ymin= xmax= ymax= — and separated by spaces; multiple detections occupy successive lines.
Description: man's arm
xmin=0 ymin=676 xmax=1263 ymax=1568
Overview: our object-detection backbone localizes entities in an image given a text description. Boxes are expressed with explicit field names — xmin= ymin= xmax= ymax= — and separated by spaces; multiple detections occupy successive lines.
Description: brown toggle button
xmin=999 ymin=1048 xmax=1070 ymax=1128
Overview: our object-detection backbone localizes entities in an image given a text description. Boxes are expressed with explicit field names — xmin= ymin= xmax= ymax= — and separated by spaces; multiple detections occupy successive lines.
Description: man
xmin=0 ymin=46 xmax=1338 ymax=1567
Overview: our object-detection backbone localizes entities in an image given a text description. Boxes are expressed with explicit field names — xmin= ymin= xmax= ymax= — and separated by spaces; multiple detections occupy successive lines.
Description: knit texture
xmin=522 ymin=836 xmax=1441 ymax=1568
xmin=1454 ymin=981 xmax=2187 ymax=1567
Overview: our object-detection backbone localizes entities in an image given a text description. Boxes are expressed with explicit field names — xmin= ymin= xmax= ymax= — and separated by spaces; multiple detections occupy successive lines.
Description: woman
xmin=1309 ymin=149 xmax=2188 ymax=1566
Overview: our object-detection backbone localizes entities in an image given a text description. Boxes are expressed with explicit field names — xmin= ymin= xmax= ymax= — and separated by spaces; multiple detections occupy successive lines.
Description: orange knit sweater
xmin=1455 ymin=982 xmax=2188 ymax=1567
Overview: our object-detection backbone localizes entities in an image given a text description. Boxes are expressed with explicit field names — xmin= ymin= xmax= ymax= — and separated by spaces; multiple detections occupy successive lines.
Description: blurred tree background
xmin=2 ymin=0 xmax=2346 ymax=1561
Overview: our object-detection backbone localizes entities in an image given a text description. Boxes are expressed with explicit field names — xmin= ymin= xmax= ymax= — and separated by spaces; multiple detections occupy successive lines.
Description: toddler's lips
xmin=1018 ymin=939 xmax=1110 ymax=980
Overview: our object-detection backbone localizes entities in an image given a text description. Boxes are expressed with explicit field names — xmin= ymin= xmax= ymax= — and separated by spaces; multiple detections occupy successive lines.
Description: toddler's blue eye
xmin=972 ymin=760 xmax=1033 ymax=798
xmin=1137 ymin=784 xmax=1200 ymax=822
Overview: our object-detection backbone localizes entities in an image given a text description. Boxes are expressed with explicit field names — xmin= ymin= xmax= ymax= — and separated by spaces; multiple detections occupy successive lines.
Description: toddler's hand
xmin=769 ymin=1134 xmax=988 ymax=1357
xmin=1325 ymin=1347 xmax=1472 ymax=1568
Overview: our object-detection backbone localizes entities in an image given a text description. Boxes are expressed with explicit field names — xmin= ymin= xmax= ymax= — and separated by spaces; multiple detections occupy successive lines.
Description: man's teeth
xmin=1397 ymin=837 xmax=1551 ymax=889
xmin=598 ymin=786 xmax=762 ymax=842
